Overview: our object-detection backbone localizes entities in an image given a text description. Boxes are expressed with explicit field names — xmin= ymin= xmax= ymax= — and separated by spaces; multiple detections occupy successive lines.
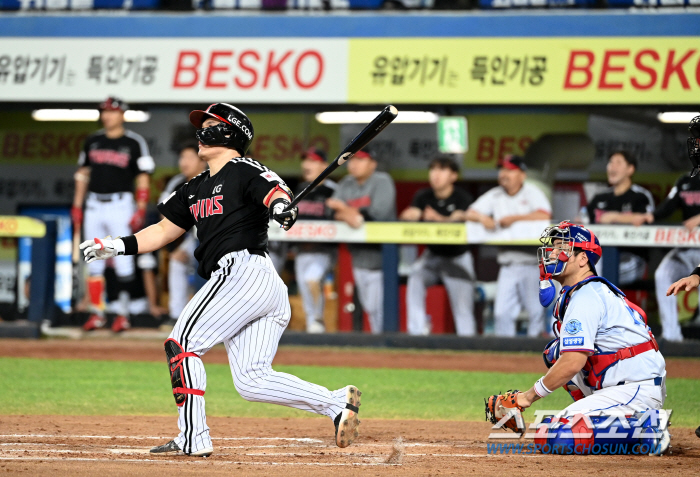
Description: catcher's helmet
xmin=687 ymin=115 xmax=700 ymax=178
xmin=189 ymin=103 xmax=254 ymax=155
xmin=538 ymin=221 xmax=602 ymax=278
xmin=99 ymin=96 xmax=128 ymax=112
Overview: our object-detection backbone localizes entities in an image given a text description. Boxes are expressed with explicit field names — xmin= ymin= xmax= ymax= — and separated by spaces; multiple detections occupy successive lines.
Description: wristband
xmin=120 ymin=235 xmax=139 ymax=256
xmin=691 ymin=266 xmax=700 ymax=278
xmin=533 ymin=377 xmax=552 ymax=398
xmin=135 ymin=188 xmax=150 ymax=202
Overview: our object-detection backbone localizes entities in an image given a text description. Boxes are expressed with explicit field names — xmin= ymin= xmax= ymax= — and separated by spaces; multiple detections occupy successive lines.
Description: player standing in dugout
xmin=80 ymin=103 xmax=361 ymax=457
xmin=72 ymin=97 xmax=154 ymax=332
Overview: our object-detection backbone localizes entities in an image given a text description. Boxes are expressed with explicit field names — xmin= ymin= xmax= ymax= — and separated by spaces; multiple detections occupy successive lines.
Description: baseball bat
xmin=284 ymin=105 xmax=398 ymax=211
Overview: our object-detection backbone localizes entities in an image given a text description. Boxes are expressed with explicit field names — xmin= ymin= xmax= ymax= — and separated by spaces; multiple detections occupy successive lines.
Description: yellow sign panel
xmin=365 ymin=222 xmax=466 ymax=244
xmin=0 ymin=216 xmax=46 ymax=238
xmin=348 ymin=37 xmax=700 ymax=104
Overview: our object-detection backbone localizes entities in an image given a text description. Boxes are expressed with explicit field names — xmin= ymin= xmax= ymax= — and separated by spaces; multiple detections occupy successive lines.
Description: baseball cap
xmin=353 ymin=148 xmax=373 ymax=160
xmin=497 ymin=155 xmax=527 ymax=171
xmin=302 ymin=147 xmax=327 ymax=163
xmin=99 ymin=97 xmax=128 ymax=112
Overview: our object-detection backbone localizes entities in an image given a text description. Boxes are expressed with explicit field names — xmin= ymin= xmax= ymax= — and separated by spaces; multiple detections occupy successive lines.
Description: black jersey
xmin=411 ymin=186 xmax=473 ymax=257
xmin=654 ymin=174 xmax=700 ymax=221
xmin=78 ymin=130 xmax=154 ymax=194
xmin=586 ymin=185 xmax=655 ymax=224
xmin=295 ymin=180 xmax=336 ymax=220
xmin=158 ymin=157 xmax=288 ymax=279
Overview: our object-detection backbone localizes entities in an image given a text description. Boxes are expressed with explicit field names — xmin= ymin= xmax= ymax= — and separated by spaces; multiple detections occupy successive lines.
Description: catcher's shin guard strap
xmin=164 ymin=338 xmax=204 ymax=407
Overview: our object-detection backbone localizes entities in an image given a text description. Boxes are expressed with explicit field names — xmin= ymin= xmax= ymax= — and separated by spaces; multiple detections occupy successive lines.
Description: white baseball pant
xmin=654 ymin=248 xmax=700 ymax=342
xmin=84 ymin=192 xmax=135 ymax=278
xmin=561 ymin=379 xmax=666 ymax=417
xmin=168 ymin=250 xmax=350 ymax=455
xmin=295 ymin=252 xmax=332 ymax=331
xmin=352 ymin=267 xmax=383 ymax=334
xmin=406 ymin=250 xmax=476 ymax=336
xmin=494 ymin=263 xmax=547 ymax=337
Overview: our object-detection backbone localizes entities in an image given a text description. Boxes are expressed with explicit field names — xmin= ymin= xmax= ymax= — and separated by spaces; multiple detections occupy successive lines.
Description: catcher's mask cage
xmin=189 ymin=103 xmax=254 ymax=156
xmin=688 ymin=115 xmax=700 ymax=178
xmin=538 ymin=221 xmax=602 ymax=278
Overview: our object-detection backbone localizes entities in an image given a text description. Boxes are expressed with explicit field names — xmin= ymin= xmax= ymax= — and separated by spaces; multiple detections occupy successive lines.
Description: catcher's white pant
xmin=84 ymin=192 xmax=135 ymax=278
xmin=352 ymin=267 xmax=383 ymax=334
xmin=494 ymin=263 xmax=546 ymax=337
xmin=654 ymin=248 xmax=700 ymax=342
xmin=169 ymin=249 xmax=349 ymax=455
xmin=561 ymin=378 xmax=666 ymax=417
xmin=168 ymin=233 xmax=199 ymax=320
xmin=406 ymin=250 xmax=476 ymax=336
xmin=295 ymin=252 xmax=332 ymax=331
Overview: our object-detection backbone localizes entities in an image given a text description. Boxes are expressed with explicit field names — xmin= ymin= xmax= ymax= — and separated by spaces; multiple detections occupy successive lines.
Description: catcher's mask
xmin=190 ymin=103 xmax=254 ymax=156
xmin=538 ymin=221 xmax=602 ymax=279
xmin=688 ymin=115 xmax=700 ymax=178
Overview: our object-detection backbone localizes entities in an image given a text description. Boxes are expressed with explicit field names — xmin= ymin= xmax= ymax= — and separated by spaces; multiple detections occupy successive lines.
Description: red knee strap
xmin=173 ymin=387 xmax=205 ymax=397
xmin=170 ymin=352 xmax=200 ymax=364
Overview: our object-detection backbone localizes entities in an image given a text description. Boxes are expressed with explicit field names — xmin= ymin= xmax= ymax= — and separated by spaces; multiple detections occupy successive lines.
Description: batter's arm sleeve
xmin=129 ymin=131 xmax=155 ymax=174
xmin=366 ymin=175 xmax=396 ymax=221
xmin=157 ymin=184 xmax=195 ymax=231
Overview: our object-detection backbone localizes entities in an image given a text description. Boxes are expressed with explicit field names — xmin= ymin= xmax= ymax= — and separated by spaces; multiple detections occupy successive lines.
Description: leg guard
xmin=164 ymin=338 xmax=205 ymax=407
xmin=534 ymin=410 xmax=669 ymax=455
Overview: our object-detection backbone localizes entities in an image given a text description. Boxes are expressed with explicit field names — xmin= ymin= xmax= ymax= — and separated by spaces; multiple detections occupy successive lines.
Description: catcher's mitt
xmin=484 ymin=390 xmax=524 ymax=432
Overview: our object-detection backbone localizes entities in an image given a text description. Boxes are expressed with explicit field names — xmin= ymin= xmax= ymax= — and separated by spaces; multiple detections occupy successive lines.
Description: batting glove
xmin=80 ymin=236 xmax=125 ymax=263
xmin=271 ymin=197 xmax=298 ymax=231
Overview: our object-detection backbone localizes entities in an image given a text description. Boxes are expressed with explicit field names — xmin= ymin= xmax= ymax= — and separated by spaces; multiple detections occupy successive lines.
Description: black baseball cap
xmin=497 ymin=154 xmax=527 ymax=171
xmin=302 ymin=147 xmax=327 ymax=163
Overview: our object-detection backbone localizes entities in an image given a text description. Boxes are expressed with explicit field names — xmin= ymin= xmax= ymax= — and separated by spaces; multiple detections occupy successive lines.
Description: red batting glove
xmin=71 ymin=206 xmax=83 ymax=228
xmin=129 ymin=208 xmax=146 ymax=232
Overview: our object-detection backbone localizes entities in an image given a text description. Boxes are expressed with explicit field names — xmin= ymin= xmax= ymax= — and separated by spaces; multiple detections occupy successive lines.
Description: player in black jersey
xmin=400 ymin=156 xmax=476 ymax=336
xmin=73 ymin=97 xmax=154 ymax=332
xmin=585 ymin=151 xmax=654 ymax=286
xmin=637 ymin=172 xmax=700 ymax=342
xmin=294 ymin=148 xmax=337 ymax=333
xmin=80 ymin=103 xmax=362 ymax=457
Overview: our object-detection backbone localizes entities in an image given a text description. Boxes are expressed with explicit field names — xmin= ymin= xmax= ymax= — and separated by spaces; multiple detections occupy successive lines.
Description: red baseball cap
xmin=301 ymin=147 xmax=327 ymax=163
xmin=497 ymin=155 xmax=527 ymax=171
xmin=353 ymin=148 xmax=373 ymax=160
xmin=99 ymin=97 xmax=128 ymax=112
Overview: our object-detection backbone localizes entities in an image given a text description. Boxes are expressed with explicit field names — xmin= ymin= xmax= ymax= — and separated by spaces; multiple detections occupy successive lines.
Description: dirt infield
xmin=1 ymin=337 xmax=699 ymax=378
xmin=2 ymin=338 xmax=700 ymax=475
xmin=1 ymin=415 xmax=699 ymax=476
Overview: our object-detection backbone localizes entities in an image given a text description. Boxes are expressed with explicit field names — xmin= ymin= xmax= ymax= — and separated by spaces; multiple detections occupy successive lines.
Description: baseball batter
xmin=294 ymin=148 xmax=337 ymax=333
xmin=486 ymin=222 xmax=668 ymax=455
xmin=400 ymin=156 xmax=476 ymax=336
xmin=638 ymin=172 xmax=700 ymax=342
xmin=80 ymin=103 xmax=361 ymax=457
xmin=73 ymin=97 xmax=154 ymax=332
xmin=464 ymin=155 xmax=552 ymax=337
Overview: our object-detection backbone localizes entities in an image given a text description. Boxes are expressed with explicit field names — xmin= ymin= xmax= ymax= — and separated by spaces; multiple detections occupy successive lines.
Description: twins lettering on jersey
xmin=190 ymin=196 xmax=224 ymax=221
xmin=88 ymin=148 xmax=130 ymax=168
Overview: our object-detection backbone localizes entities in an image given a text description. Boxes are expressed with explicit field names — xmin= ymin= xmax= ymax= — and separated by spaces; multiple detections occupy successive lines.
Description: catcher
xmin=486 ymin=221 xmax=669 ymax=455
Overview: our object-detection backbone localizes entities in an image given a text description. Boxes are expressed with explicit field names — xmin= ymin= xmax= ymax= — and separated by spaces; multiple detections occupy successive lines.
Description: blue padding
xmin=93 ymin=0 xmax=160 ymax=7
xmin=1 ymin=13 xmax=699 ymax=37
xmin=349 ymin=0 xmax=384 ymax=8
xmin=1 ymin=0 xmax=21 ymax=9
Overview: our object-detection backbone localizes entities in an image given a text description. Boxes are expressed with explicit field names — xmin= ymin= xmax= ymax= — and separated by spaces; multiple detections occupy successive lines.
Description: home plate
xmin=109 ymin=448 xmax=152 ymax=454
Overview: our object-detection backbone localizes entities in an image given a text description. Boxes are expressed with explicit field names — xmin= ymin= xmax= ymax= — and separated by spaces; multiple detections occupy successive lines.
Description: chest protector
xmin=553 ymin=276 xmax=659 ymax=390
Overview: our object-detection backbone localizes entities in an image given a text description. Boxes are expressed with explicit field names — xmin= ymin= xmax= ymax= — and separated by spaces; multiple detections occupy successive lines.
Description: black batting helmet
xmin=189 ymin=103 xmax=254 ymax=155
xmin=688 ymin=115 xmax=700 ymax=178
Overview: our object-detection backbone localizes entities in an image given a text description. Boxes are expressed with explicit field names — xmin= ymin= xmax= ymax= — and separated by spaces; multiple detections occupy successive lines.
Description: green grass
xmin=3 ymin=357 xmax=699 ymax=427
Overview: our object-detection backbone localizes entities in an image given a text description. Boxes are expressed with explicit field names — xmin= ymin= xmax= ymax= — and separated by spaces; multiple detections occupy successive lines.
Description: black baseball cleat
xmin=150 ymin=439 xmax=213 ymax=457
xmin=695 ymin=425 xmax=700 ymax=439
xmin=334 ymin=385 xmax=361 ymax=448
